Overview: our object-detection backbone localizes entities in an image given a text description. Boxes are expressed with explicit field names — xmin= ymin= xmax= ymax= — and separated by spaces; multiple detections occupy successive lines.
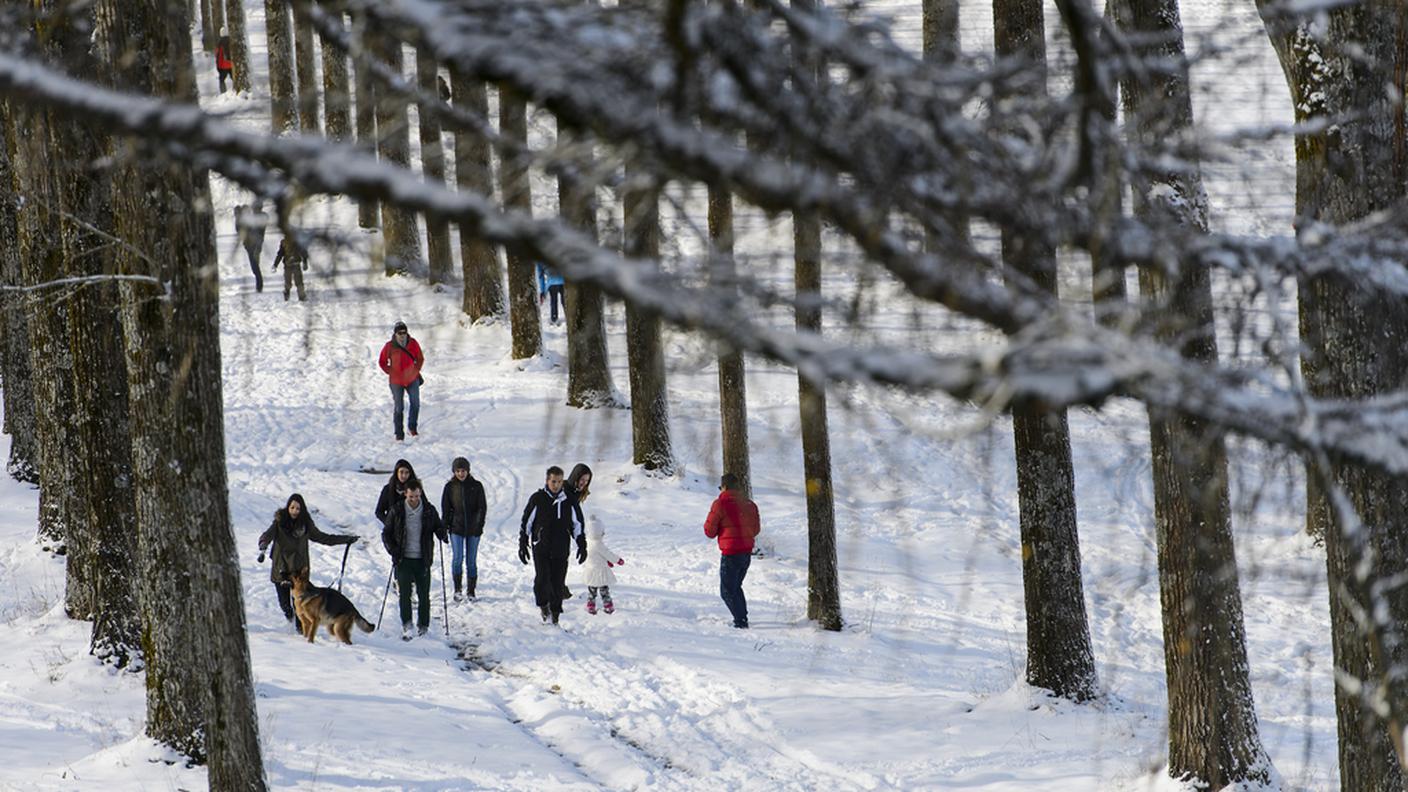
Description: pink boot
xmin=586 ymin=600 xmax=597 ymax=615
xmin=603 ymin=600 xmax=614 ymax=615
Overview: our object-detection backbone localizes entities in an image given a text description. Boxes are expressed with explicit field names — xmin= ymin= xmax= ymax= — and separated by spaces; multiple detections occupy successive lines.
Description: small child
xmin=581 ymin=516 xmax=624 ymax=614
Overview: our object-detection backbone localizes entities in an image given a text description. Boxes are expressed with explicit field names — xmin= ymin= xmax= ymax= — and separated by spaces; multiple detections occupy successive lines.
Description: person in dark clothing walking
xmin=374 ymin=459 xmax=418 ymax=525
xmin=215 ymin=29 xmax=233 ymax=93
xmin=518 ymin=466 xmax=586 ymax=624
xmin=273 ymin=236 xmax=308 ymax=301
xmin=257 ymin=493 xmax=358 ymax=630
xmin=381 ymin=478 xmax=448 ymax=639
xmin=441 ymin=456 xmax=487 ymax=601
xmin=703 ymin=473 xmax=761 ymax=629
xmin=234 ymin=203 xmax=268 ymax=292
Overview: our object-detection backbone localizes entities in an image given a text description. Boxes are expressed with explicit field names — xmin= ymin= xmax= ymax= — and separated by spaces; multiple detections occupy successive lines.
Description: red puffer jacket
xmin=379 ymin=337 xmax=424 ymax=387
xmin=704 ymin=490 xmax=760 ymax=556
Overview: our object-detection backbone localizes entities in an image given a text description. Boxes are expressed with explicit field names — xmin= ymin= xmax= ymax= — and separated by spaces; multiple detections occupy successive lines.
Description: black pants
xmin=244 ymin=245 xmax=263 ymax=292
xmin=218 ymin=67 xmax=231 ymax=93
xmin=547 ymin=284 xmax=565 ymax=322
xmin=587 ymin=585 xmax=611 ymax=604
xmin=396 ymin=557 xmax=432 ymax=628
xmin=533 ymin=551 xmax=569 ymax=615
xmin=273 ymin=582 xmax=301 ymax=629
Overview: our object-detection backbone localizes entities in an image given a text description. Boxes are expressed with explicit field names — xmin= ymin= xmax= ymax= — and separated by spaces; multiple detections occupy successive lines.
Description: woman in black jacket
xmin=375 ymin=458 xmax=418 ymax=525
xmin=441 ymin=456 xmax=488 ymax=600
xmin=258 ymin=493 xmax=357 ymax=628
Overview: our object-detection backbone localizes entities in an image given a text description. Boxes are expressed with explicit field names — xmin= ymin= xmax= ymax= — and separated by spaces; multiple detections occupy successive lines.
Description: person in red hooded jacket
xmin=703 ymin=472 xmax=761 ymax=628
xmin=215 ymin=30 xmax=233 ymax=93
xmin=378 ymin=321 xmax=424 ymax=441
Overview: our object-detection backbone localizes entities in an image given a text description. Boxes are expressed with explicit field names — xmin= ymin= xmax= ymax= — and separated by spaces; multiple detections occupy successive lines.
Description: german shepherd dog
xmin=288 ymin=568 xmax=375 ymax=644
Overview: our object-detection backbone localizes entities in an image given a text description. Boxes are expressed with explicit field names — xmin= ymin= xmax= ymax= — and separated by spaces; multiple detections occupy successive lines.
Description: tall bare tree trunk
xmin=223 ymin=0 xmax=251 ymax=93
xmin=0 ymin=107 xmax=38 ymax=485
xmin=198 ymin=0 xmax=215 ymax=53
xmin=95 ymin=1 xmax=267 ymax=784
xmin=265 ymin=0 xmax=297 ymax=134
xmin=318 ymin=4 xmax=351 ymax=142
xmin=709 ymin=183 xmax=751 ymax=498
xmin=994 ymin=0 xmax=1098 ymax=703
xmin=208 ymin=0 xmax=224 ymax=45
xmin=921 ymin=0 xmax=967 ymax=254
xmin=1119 ymin=0 xmax=1271 ymax=784
xmin=622 ymin=173 xmax=674 ymax=472
xmin=292 ymin=2 xmax=320 ymax=135
xmin=450 ymin=69 xmax=502 ymax=319
xmin=416 ymin=48 xmax=453 ymax=285
xmin=351 ymin=13 xmax=378 ymax=229
xmin=498 ymin=85 xmax=541 ymax=357
xmin=558 ymin=125 xmax=615 ymax=407
xmin=372 ymin=33 xmax=422 ymax=275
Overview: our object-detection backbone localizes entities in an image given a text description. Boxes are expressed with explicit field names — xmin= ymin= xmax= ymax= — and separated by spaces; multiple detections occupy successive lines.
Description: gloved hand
xmin=607 ymin=561 xmax=613 ymax=568
xmin=518 ymin=534 xmax=530 ymax=565
xmin=301 ymin=261 xmax=308 ymax=271
xmin=616 ymin=558 xmax=624 ymax=566
xmin=257 ymin=552 xmax=266 ymax=563
xmin=576 ymin=540 xmax=588 ymax=565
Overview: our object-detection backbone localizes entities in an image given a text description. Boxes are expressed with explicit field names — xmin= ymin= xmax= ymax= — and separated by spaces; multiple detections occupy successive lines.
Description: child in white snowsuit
xmin=580 ymin=517 xmax=624 ymax=614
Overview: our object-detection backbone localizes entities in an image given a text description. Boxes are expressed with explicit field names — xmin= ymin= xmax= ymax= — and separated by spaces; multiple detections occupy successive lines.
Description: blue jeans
xmin=450 ymin=534 xmax=480 ymax=579
xmin=389 ymin=380 xmax=420 ymax=439
xmin=719 ymin=552 xmax=751 ymax=628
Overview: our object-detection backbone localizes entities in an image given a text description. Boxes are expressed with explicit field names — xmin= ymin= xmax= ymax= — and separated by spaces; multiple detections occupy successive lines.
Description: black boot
xmin=453 ymin=571 xmax=463 ymax=602
xmin=468 ymin=576 xmax=477 ymax=599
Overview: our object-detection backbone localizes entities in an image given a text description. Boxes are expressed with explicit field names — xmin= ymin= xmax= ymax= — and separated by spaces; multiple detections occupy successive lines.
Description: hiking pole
xmin=335 ymin=542 xmax=352 ymax=592
xmin=376 ymin=561 xmax=394 ymax=631
xmin=439 ymin=543 xmax=450 ymax=636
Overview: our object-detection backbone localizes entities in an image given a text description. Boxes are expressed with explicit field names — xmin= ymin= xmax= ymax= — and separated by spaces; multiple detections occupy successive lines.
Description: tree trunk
xmin=265 ymin=0 xmax=297 ymax=134
xmin=208 ymin=0 xmax=224 ymax=46
xmin=416 ymin=48 xmax=453 ymax=285
xmin=709 ymin=183 xmax=751 ymax=499
xmin=1118 ymin=0 xmax=1271 ymax=784
xmin=558 ymin=125 xmax=615 ymax=407
xmin=222 ymin=0 xmax=251 ymax=93
xmin=0 ymin=105 xmax=38 ymax=485
xmin=198 ymin=0 xmax=215 ymax=53
xmin=993 ymin=0 xmax=1098 ymax=703
xmin=498 ymin=85 xmax=541 ymax=358
xmin=922 ymin=0 xmax=966 ymax=254
xmin=372 ymin=33 xmax=422 ymax=274
xmin=95 ymin=1 xmax=268 ymax=784
xmin=292 ymin=1 xmax=320 ymax=135
xmin=1257 ymin=5 xmax=1408 ymax=788
xmin=318 ymin=4 xmax=351 ymax=142
xmin=351 ymin=13 xmax=378 ymax=229
xmin=794 ymin=209 xmax=841 ymax=630
xmin=622 ymin=173 xmax=674 ymax=472
xmin=450 ymin=69 xmax=502 ymax=319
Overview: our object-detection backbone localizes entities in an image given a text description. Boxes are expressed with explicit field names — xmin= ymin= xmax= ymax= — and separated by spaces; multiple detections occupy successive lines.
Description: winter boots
xmin=541 ymin=605 xmax=551 ymax=623
xmin=401 ymin=622 xmax=413 ymax=641
xmin=586 ymin=600 xmax=597 ymax=615
xmin=603 ymin=600 xmax=614 ymax=615
xmin=453 ymin=572 xmax=463 ymax=603
xmin=467 ymin=576 xmax=477 ymax=600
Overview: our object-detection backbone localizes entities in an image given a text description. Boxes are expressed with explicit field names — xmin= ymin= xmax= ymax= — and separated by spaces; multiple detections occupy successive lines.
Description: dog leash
xmin=335 ymin=543 xmax=351 ymax=592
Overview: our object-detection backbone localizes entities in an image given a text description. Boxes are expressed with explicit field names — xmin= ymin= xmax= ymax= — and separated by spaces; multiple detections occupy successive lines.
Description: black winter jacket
xmin=519 ymin=487 xmax=584 ymax=559
xmin=441 ymin=476 xmax=487 ymax=537
xmin=381 ymin=500 xmax=448 ymax=564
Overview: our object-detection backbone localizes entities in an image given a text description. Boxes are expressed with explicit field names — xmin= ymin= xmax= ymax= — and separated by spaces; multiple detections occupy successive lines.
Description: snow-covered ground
xmin=0 ymin=2 xmax=1342 ymax=790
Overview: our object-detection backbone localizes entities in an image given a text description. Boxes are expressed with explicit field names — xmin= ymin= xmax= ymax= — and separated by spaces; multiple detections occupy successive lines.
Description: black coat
xmin=381 ymin=500 xmax=448 ymax=564
xmin=441 ymin=476 xmax=487 ymax=537
xmin=519 ymin=487 xmax=584 ymax=559
xmin=375 ymin=482 xmax=405 ymax=525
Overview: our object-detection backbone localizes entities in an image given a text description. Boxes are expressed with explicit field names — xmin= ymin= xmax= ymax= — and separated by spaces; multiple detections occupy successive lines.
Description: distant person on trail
xmin=272 ymin=236 xmax=308 ymax=302
xmin=579 ymin=515 xmax=624 ymax=615
xmin=258 ymin=493 xmax=358 ymax=631
xmin=381 ymin=478 xmax=448 ymax=640
xmin=375 ymin=459 xmax=418 ymax=526
xmin=234 ymin=203 xmax=268 ymax=293
xmin=537 ymin=262 xmax=565 ymax=325
xmin=518 ymin=466 xmax=586 ymax=625
xmin=703 ymin=473 xmax=761 ymax=629
xmin=215 ymin=30 xmax=233 ymax=93
xmin=378 ymin=321 xmax=424 ymax=441
xmin=441 ymin=456 xmax=487 ymax=601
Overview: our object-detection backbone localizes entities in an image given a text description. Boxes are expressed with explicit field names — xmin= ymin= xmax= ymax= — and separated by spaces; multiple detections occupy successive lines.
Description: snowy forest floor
xmin=0 ymin=1 xmax=1343 ymax=790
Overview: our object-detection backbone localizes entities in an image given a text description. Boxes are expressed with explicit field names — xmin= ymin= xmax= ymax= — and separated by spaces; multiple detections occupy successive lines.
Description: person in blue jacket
xmin=537 ymin=263 xmax=566 ymax=325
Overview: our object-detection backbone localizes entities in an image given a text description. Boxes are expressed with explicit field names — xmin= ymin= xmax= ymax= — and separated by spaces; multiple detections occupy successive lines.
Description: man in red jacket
xmin=703 ymin=473 xmax=761 ymax=628
xmin=378 ymin=321 xmax=424 ymax=441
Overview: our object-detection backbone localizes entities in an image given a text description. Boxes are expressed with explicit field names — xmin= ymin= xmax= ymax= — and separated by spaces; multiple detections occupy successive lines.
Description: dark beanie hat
xmin=452 ymin=457 xmax=470 ymax=472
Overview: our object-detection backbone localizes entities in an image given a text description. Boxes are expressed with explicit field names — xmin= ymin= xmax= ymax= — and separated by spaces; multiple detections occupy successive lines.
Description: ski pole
xmin=377 ymin=561 xmax=394 ymax=631
xmin=335 ymin=542 xmax=352 ymax=591
xmin=439 ymin=541 xmax=450 ymax=636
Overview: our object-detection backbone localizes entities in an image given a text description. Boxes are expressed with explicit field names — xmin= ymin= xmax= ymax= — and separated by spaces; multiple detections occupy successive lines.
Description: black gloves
xmin=257 ymin=552 xmax=265 ymax=563
xmin=518 ymin=534 xmax=531 ymax=564
xmin=575 ymin=538 xmax=588 ymax=565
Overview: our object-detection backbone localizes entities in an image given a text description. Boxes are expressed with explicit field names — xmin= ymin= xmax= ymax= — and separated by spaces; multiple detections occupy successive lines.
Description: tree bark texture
xmin=292 ymin=1 xmax=320 ymax=135
xmin=1258 ymin=4 xmax=1408 ymax=788
xmin=794 ymin=209 xmax=841 ymax=631
xmin=450 ymin=70 xmax=502 ymax=319
xmin=222 ymin=0 xmax=252 ymax=93
xmin=0 ymin=107 xmax=38 ymax=485
xmin=208 ymin=0 xmax=224 ymax=46
xmin=708 ymin=182 xmax=751 ymax=499
xmin=416 ymin=47 xmax=453 ymax=285
xmin=95 ymin=0 xmax=268 ymax=784
xmin=994 ymin=0 xmax=1098 ymax=703
xmin=1118 ymin=0 xmax=1271 ymax=784
xmin=351 ymin=12 xmax=378 ymax=229
xmin=922 ymin=0 xmax=966 ymax=254
xmin=498 ymin=85 xmax=541 ymax=358
xmin=622 ymin=174 xmax=674 ymax=472
xmin=558 ymin=126 xmax=615 ymax=407
xmin=317 ymin=5 xmax=351 ymax=142
xmin=372 ymin=33 xmax=422 ymax=275
xmin=265 ymin=0 xmax=297 ymax=134
xmin=198 ymin=0 xmax=214 ymax=53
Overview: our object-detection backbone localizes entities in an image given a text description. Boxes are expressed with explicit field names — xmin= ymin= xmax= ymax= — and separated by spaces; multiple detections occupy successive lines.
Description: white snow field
xmin=0 ymin=1 xmax=1343 ymax=790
